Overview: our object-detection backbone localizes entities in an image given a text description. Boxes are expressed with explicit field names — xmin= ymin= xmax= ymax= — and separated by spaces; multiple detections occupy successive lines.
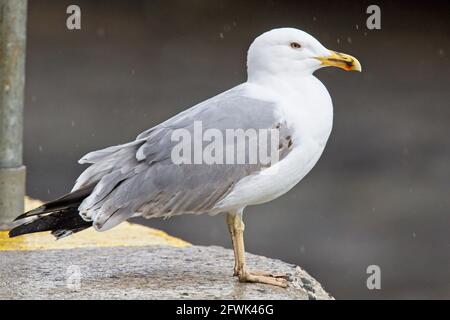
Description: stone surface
xmin=1 ymin=197 xmax=332 ymax=299
xmin=0 ymin=245 xmax=332 ymax=300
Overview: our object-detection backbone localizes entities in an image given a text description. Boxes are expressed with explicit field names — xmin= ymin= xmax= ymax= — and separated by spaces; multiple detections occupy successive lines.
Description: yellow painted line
xmin=0 ymin=197 xmax=190 ymax=251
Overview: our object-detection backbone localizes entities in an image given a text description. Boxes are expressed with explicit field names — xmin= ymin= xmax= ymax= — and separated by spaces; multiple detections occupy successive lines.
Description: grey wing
xmin=74 ymin=86 xmax=294 ymax=231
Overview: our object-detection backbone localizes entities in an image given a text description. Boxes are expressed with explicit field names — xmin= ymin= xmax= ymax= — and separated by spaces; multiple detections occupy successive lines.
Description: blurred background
xmin=24 ymin=0 xmax=449 ymax=299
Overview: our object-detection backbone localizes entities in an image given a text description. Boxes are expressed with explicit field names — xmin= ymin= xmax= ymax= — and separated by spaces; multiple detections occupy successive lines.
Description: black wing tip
xmin=13 ymin=206 xmax=45 ymax=222
xmin=9 ymin=185 xmax=96 ymax=237
xmin=13 ymin=184 xmax=96 ymax=222
xmin=9 ymin=209 xmax=92 ymax=239
xmin=8 ymin=218 xmax=47 ymax=238
xmin=8 ymin=225 xmax=28 ymax=238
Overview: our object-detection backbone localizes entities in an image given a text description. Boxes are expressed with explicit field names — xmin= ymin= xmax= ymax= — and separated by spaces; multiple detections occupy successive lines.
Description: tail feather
xmin=9 ymin=208 xmax=91 ymax=238
xmin=9 ymin=184 xmax=95 ymax=239
xmin=14 ymin=185 xmax=94 ymax=221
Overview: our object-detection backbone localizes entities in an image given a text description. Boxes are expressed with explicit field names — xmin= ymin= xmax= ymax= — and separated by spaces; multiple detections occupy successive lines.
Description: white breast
xmin=215 ymin=76 xmax=333 ymax=211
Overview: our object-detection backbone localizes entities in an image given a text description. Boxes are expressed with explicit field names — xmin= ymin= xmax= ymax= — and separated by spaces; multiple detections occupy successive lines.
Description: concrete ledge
xmin=0 ymin=245 xmax=332 ymax=299
xmin=0 ymin=197 xmax=332 ymax=299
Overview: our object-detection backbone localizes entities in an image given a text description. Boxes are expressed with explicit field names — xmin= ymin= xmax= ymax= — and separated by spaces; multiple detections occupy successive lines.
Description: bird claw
xmin=237 ymin=270 xmax=289 ymax=288
xmin=249 ymin=270 xmax=289 ymax=279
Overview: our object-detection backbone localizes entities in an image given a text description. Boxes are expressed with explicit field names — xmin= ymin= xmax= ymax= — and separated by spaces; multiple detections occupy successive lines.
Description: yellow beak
xmin=316 ymin=50 xmax=362 ymax=72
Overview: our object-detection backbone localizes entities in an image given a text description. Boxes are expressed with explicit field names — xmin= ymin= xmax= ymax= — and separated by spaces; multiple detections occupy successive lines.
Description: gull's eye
xmin=290 ymin=42 xmax=301 ymax=49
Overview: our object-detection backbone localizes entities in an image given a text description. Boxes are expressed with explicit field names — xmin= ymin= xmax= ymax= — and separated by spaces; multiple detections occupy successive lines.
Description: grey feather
xmin=75 ymin=85 xmax=294 ymax=231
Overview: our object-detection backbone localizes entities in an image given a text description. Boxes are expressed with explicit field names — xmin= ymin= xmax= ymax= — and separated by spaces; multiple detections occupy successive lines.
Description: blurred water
xmin=24 ymin=0 xmax=450 ymax=298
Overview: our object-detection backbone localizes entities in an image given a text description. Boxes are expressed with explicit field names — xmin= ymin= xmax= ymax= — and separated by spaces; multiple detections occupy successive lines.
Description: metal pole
xmin=0 ymin=0 xmax=27 ymax=227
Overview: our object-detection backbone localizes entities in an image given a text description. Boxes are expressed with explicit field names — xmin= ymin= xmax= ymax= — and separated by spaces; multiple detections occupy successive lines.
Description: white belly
xmin=215 ymin=76 xmax=333 ymax=211
xmin=216 ymin=135 xmax=330 ymax=210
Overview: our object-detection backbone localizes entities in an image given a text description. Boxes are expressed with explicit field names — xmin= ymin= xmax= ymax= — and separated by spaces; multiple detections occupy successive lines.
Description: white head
xmin=247 ymin=28 xmax=361 ymax=81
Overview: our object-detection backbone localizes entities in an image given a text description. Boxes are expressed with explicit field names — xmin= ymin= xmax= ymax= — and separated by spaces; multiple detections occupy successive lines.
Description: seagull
xmin=10 ymin=28 xmax=361 ymax=287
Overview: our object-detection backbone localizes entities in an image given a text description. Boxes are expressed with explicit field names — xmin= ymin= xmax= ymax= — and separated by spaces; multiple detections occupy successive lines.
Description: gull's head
xmin=247 ymin=28 xmax=361 ymax=80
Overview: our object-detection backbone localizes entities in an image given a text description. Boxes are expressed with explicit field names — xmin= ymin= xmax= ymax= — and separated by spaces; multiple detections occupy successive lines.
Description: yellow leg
xmin=226 ymin=213 xmax=239 ymax=276
xmin=227 ymin=211 xmax=288 ymax=288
